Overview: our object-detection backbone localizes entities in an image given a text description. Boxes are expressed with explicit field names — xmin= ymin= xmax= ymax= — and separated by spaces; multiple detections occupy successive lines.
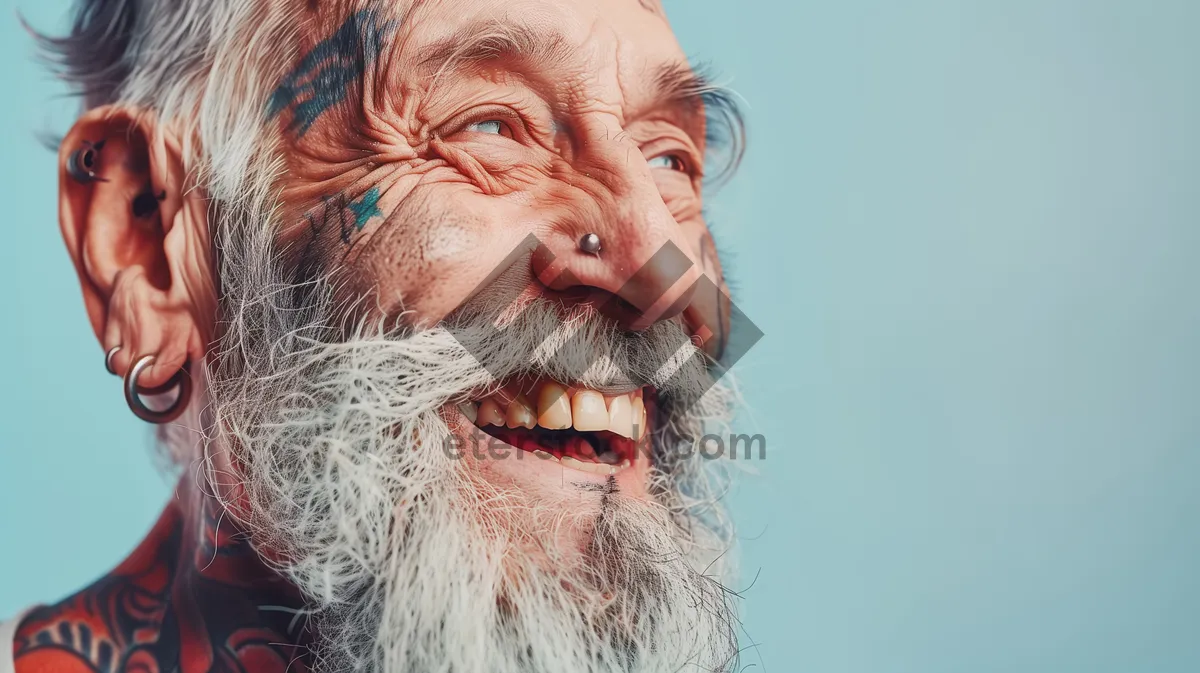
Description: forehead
xmin=313 ymin=0 xmax=689 ymax=105
xmin=394 ymin=0 xmax=679 ymax=51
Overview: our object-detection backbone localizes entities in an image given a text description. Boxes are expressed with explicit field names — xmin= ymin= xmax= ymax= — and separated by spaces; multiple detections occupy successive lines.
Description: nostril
xmin=529 ymin=230 xmax=702 ymax=330
xmin=535 ymin=286 xmax=646 ymax=329
xmin=596 ymin=293 xmax=647 ymax=330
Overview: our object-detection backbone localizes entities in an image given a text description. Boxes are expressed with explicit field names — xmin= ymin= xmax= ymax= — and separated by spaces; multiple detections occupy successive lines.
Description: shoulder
xmin=10 ymin=516 xmax=179 ymax=673
xmin=11 ymin=598 xmax=128 ymax=673
xmin=9 ymin=522 xmax=181 ymax=673
xmin=1 ymin=608 xmax=30 ymax=673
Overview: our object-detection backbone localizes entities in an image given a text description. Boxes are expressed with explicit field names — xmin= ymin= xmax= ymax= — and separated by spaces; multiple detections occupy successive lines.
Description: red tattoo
xmin=13 ymin=495 xmax=310 ymax=673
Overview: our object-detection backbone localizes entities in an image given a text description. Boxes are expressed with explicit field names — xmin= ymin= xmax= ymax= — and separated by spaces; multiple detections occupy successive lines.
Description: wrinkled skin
xmin=16 ymin=1 xmax=740 ymax=671
xmin=279 ymin=0 xmax=725 ymax=334
xmin=269 ymin=0 xmax=731 ymax=506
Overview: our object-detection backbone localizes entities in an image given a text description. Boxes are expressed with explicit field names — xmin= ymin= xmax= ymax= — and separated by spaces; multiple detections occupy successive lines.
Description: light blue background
xmin=3 ymin=1 xmax=1198 ymax=671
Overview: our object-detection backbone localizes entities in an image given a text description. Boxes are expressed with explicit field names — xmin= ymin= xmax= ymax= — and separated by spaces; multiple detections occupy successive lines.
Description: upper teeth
xmin=461 ymin=382 xmax=647 ymax=440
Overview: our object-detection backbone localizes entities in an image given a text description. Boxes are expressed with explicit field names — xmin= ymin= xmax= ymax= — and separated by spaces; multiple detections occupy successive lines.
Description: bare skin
xmin=16 ymin=0 xmax=738 ymax=670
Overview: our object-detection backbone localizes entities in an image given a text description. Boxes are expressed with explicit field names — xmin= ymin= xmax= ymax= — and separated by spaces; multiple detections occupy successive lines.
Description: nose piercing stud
xmin=579 ymin=233 xmax=602 ymax=255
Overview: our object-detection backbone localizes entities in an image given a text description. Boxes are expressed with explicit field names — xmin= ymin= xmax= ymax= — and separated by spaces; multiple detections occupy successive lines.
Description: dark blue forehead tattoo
xmin=266 ymin=8 xmax=397 ymax=137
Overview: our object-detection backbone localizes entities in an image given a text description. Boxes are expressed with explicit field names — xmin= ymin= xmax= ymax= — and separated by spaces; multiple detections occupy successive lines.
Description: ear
xmin=60 ymin=106 xmax=216 ymax=389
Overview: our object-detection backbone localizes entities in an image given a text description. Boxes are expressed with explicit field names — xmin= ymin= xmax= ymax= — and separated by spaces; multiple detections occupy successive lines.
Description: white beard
xmin=202 ymin=213 xmax=741 ymax=672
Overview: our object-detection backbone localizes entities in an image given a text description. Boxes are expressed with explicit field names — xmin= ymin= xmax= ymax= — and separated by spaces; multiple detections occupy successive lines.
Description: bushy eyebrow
xmin=652 ymin=62 xmax=747 ymax=187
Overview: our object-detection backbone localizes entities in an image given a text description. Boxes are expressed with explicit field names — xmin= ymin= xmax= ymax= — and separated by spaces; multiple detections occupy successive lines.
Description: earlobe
xmin=59 ymin=106 xmax=214 ymax=390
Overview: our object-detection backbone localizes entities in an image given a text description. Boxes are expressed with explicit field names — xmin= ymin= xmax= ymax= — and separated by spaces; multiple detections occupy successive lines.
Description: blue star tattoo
xmin=347 ymin=187 xmax=383 ymax=235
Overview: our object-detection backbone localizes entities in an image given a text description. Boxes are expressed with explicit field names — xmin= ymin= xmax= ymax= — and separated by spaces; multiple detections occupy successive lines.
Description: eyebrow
xmin=648 ymin=61 xmax=715 ymax=119
xmin=408 ymin=18 xmax=746 ymax=178
xmin=414 ymin=20 xmax=575 ymax=80
xmin=650 ymin=61 xmax=748 ymax=182
xmin=414 ymin=19 xmax=701 ymax=116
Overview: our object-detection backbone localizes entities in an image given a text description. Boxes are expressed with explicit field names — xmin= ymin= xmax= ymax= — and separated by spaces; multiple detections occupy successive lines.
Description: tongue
xmin=563 ymin=434 xmax=600 ymax=461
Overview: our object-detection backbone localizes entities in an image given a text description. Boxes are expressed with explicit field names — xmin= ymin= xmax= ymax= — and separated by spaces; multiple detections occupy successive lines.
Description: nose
xmin=531 ymin=126 xmax=704 ymax=331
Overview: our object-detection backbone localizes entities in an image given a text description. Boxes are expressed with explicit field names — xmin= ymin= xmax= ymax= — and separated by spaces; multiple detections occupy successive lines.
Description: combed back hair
xmin=31 ymin=0 xmax=307 ymax=200
xmin=39 ymin=0 xmax=237 ymax=111
xmin=34 ymin=0 xmax=139 ymax=108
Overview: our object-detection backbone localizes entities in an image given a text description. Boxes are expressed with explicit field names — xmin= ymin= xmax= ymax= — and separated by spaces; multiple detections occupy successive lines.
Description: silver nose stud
xmin=579 ymin=233 xmax=602 ymax=255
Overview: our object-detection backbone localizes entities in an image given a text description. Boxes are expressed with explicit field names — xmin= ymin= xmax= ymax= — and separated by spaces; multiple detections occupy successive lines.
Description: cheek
xmin=698 ymin=227 xmax=724 ymax=282
xmin=423 ymin=221 xmax=473 ymax=263
xmin=674 ymin=215 xmax=720 ymax=279
xmin=654 ymin=171 xmax=703 ymax=218
xmin=686 ymin=225 xmax=732 ymax=358
xmin=346 ymin=188 xmax=536 ymax=324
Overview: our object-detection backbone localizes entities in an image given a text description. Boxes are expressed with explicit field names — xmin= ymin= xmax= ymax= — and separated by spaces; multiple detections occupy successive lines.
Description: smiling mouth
xmin=458 ymin=381 xmax=649 ymax=476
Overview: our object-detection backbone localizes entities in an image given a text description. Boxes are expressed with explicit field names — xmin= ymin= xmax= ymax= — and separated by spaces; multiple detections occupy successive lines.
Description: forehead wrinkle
xmin=412 ymin=18 xmax=577 ymax=85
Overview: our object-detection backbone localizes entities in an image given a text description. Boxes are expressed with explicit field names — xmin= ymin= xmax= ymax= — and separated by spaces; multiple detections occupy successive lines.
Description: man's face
xmin=202 ymin=0 xmax=741 ymax=670
xmin=263 ymin=0 xmax=729 ymax=503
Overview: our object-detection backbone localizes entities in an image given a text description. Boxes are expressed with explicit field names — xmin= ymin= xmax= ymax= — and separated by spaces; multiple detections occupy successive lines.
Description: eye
xmin=464 ymin=119 xmax=513 ymax=138
xmin=648 ymin=153 xmax=688 ymax=172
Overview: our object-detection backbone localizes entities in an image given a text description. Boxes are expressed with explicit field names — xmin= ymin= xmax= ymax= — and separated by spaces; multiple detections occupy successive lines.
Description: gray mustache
xmin=442 ymin=295 xmax=708 ymax=400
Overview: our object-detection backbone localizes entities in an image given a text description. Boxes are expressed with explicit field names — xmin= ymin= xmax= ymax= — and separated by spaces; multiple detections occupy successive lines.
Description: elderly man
xmin=3 ymin=0 xmax=748 ymax=671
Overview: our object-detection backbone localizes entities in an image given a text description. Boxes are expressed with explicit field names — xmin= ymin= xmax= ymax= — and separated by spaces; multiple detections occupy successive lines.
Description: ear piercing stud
xmin=66 ymin=139 xmax=108 ymax=184
xmin=579 ymin=233 xmax=602 ymax=255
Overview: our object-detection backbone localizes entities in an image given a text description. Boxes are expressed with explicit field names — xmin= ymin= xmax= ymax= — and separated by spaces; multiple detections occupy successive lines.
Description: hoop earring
xmin=104 ymin=345 xmax=122 ymax=376
xmin=124 ymin=354 xmax=192 ymax=424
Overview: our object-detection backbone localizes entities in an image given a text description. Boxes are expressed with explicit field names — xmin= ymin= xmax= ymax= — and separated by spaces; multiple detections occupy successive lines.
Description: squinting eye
xmin=648 ymin=154 xmax=687 ymax=172
xmin=465 ymin=119 xmax=511 ymax=137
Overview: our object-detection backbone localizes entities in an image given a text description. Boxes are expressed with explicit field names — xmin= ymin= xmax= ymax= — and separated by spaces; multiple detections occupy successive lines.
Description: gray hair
xmin=35 ymin=0 xmax=314 ymax=469
xmin=34 ymin=0 xmax=303 ymax=201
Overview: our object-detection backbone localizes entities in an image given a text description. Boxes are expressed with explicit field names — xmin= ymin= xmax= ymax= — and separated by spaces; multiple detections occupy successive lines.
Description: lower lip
xmin=446 ymin=408 xmax=645 ymax=482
